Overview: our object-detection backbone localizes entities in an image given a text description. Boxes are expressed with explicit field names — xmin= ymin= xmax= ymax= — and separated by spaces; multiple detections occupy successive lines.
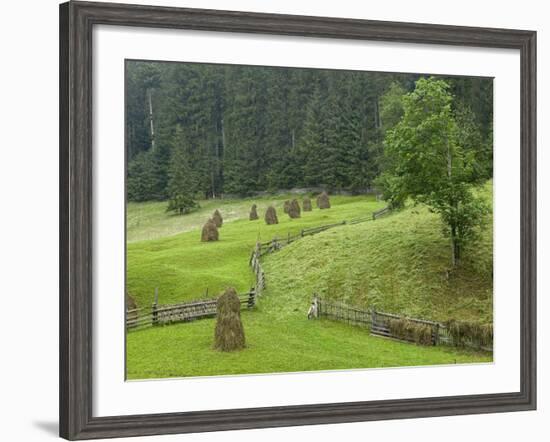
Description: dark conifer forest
xmin=126 ymin=61 xmax=492 ymax=202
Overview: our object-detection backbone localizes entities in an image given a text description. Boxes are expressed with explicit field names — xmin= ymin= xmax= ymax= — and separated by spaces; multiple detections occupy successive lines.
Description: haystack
xmin=249 ymin=204 xmax=259 ymax=220
xmin=212 ymin=209 xmax=223 ymax=227
xmin=126 ymin=293 xmax=138 ymax=327
xmin=201 ymin=219 xmax=219 ymax=242
xmin=288 ymin=199 xmax=301 ymax=219
xmin=125 ymin=293 xmax=137 ymax=311
xmin=303 ymin=197 xmax=312 ymax=211
xmin=283 ymin=200 xmax=291 ymax=214
xmin=317 ymin=191 xmax=331 ymax=209
xmin=214 ymin=287 xmax=245 ymax=351
xmin=264 ymin=206 xmax=278 ymax=225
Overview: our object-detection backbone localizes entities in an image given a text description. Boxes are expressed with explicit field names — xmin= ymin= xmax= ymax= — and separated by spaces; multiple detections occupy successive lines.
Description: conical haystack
xmin=212 ymin=209 xmax=223 ymax=227
xmin=201 ymin=218 xmax=219 ymax=242
xmin=249 ymin=204 xmax=259 ymax=220
xmin=214 ymin=287 xmax=245 ymax=351
xmin=283 ymin=200 xmax=291 ymax=214
xmin=264 ymin=206 xmax=278 ymax=225
xmin=317 ymin=191 xmax=331 ymax=209
xmin=288 ymin=199 xmax=301 ymax=218
xmin=303 ymin=197 xmax=312 ymax=211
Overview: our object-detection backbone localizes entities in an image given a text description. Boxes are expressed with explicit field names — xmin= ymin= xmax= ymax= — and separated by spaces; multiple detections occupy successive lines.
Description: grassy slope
xmin=127 ymin=194 xmax=384 ymax=307
xmin=263 ymin=183 xmax=493 ymax=323
xmin=126 ymin=186 xmax=492 ymax=379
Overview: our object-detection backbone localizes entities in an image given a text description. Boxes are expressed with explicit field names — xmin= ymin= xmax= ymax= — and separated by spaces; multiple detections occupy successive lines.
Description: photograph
xmin=124 ymin=60 xmax=494 ymax=380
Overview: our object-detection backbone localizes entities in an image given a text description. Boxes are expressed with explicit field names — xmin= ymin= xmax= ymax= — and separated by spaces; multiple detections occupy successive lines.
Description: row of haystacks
xmin=253 ymin=192 xmax=331 ymax=225
xmin=201 ymin=192 xmax=331 ymax=241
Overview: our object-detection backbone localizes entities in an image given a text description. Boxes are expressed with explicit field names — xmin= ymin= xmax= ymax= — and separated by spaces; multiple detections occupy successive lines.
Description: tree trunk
xmin=148 ymin=88 xmax=155 ymax=151
xmin=221 ymin=117 xmax=226 ymax=158
xmin=450 ymin=225 xmax=460 ymax=267
xmin=450 ymin=232 xmax=456 ymax=267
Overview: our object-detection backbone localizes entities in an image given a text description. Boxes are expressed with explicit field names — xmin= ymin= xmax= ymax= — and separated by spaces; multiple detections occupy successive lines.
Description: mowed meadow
xmin=126 ymin=184 xmax=493 ymax=379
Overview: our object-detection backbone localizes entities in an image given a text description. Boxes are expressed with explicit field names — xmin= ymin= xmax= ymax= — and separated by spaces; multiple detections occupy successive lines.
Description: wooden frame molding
xmin=59 ymin=1 xmax=536 ymax=439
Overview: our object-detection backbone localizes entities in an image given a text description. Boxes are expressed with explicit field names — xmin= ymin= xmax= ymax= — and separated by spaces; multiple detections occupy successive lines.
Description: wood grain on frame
xmin=59 ymin=1 xmax=536 ymax=439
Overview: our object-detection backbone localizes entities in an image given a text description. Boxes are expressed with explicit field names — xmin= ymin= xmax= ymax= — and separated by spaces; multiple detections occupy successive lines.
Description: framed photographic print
xmin=59 ymin=1 xmax=536 ymax=439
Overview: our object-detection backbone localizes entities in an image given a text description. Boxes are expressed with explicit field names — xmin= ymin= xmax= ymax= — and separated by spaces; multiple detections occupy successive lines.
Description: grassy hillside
xmin=126 ymin=184 xmax=492 ymax=379
xmin=263 ymin=182 xmax=493 ymax=323
xmin=127 ymin=194 xmax=384 ymax=307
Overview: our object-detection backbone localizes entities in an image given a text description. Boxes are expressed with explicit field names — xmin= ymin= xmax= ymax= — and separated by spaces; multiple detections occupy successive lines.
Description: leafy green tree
xmin=382 ymin=77 xmax=488 ymax=266
xmin=166 ymin=145 xmax=199 ymax=214
xmin=454 ymin=104 xmax=492 ymax=180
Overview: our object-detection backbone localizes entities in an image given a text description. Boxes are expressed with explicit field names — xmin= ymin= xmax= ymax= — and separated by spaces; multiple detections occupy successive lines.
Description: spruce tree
xmin=166 ymin=145 xmax=198 ymax=214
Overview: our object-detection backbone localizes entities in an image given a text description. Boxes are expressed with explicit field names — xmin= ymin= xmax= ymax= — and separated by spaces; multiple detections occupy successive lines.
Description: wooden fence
xmin=315 ymin=296 xmax=492 ymax=352
xmin=254 ymin=207 xmax=391 ymax=258
xmin=372 ymin=206 xmax=391 ymax=219
xmin=127 ymin=206 xmax=391 ymax=332
xmin=126 ymin=290 xmax=256 ymax=330
xmin=250 ymin=243 xmax=266 ymax=296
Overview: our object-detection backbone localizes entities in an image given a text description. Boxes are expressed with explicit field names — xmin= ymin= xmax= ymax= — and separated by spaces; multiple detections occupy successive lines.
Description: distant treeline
xmin=126 ymin=61 xmax=492 ymax=202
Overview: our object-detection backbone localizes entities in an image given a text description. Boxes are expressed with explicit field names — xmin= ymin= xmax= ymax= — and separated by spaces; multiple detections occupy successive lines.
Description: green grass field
xmin=126 ymin=186 xmax=493 ymax=379
xmin=127 ymin=194 xmax=386 ymax=307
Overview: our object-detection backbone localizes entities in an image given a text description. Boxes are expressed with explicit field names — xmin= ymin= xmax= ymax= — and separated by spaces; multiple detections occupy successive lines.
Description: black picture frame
xmin=59 ymin=1 xmax=537 ymax=439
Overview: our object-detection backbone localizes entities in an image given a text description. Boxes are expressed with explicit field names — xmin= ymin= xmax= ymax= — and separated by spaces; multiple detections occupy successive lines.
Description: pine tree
xmin=166 ymin=145 xmax=198 ymax=214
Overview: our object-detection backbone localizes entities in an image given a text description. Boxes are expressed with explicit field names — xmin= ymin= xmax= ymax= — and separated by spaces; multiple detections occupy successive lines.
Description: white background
xmin=94 ymin=26 xmax=521 ymax=417
xmin=0 ymin=0 xmax=547 ymax=441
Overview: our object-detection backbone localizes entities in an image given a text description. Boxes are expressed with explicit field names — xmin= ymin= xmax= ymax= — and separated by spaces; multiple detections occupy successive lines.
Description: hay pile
xmin=214 ymin=287 xmax=245 ymax=351
xmin=265 ymin=206 xmax=278 ymax=225
xmin=125 ymin=293 xmax=138 ymax=327
xmin=249 ymin=204 xmax=259 ymax=220
xmin=212 ymin=209 xmax=223 ymax=227
xmin=288 ymin=199 xmax=301 ymax=218
xmin=388 ymin=318 xmax=433 ymax=346
xmin=446 ymin=320 xmax=493 ymax=348
xmin=317 ymin=191 xmax=331 ymax=209
xmin=201 ymin=219 xmax=219 ymax=242
xmin=125 ymin=293 xmax=137 ymax=311
xmin=283 ymin=200 xmax=291 ymax=214
xmin=302 ymin=197 xmax=312 ymax=211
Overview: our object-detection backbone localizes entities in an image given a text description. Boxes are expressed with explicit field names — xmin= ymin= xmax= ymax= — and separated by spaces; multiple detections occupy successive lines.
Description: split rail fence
xmin=127 ymin=205 xmax=391 ymax=332
xmin=126 ymin=290 xmax=256 ymax=330
xmin=315 ymin=297 xmax=492 ymax=352
xmin=254 ymin=205 xmax=392 ymax=257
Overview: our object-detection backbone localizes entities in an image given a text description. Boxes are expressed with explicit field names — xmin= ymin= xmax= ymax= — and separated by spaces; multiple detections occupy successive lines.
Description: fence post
xmin=287 ymin=232 xmax=290 ymax=244
xmin=371 ymin=308 xmax=377 ymax=328
xmin=248 ymin=288 xmax=256 ymax=309
xmin=434 ymin=323 xmax=440 ymax=346
xmin=316 ymin=295 xmax=321 ymax=317
xmin=152 ymin=287 xmax=159 ymax=326
xmin=301 ymin=229 xmax=304 ymax=237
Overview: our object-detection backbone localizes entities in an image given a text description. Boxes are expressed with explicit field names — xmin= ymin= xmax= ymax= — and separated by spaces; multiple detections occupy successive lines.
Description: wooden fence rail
xmin=372 ymin=206 xmax=391 ymax=220
xmin=254 ymin=207 xmax=390 ymax=259
xmin=314 ymin=296 xmax=492 ymax=352
xmin=126 ymin=291 xmax=256 ymax=330
xmin=128 ymin=206 xmax=392 ymax=332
